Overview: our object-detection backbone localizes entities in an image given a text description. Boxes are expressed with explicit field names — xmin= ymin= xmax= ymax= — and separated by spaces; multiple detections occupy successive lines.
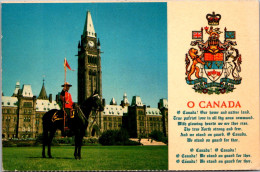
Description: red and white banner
xmin=64 ymin=58 xmax=74 ymax=71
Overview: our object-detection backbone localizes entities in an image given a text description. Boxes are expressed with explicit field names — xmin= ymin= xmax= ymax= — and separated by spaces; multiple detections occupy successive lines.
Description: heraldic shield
xmin=204 ymin=52 xmax=224 ymax=82
xmin=185 ymin=12 xmax=242 ymax=94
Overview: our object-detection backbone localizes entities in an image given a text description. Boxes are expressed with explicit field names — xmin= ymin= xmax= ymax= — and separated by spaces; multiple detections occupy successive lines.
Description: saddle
xmin=51 ymin=109 xmax=76 ymax=136
xmin=51 ymin=109 xmax=75 ymax=123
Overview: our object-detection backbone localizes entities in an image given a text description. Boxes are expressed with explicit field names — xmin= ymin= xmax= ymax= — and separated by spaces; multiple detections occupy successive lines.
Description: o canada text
xmin=187 ymin=101 xmax=241 ymax=108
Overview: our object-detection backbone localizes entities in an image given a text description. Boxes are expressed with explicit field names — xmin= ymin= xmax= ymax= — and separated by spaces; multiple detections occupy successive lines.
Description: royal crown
xmin=206 ymin=12 xmax=221 ymax=25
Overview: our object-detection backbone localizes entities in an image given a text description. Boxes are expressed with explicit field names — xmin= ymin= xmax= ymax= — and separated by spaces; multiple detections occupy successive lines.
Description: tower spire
xmin=38 ymin=77 xmax=48 ymax=100
xmin=43 ymin=75 xmax=45 ymax=85
xmin=83 ymin=10 xmax=96 ymax=38
xmin=12 ymin=81 xmax=20 ymax=97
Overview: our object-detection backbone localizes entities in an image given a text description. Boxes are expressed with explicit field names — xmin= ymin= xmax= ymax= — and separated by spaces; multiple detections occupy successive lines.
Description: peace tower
xmin=77 ymin=11 xmax=103 ymax=136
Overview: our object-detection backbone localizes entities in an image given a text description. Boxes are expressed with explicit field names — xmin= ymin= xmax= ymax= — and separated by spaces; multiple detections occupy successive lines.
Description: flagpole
xmin=63 ymin=58 xmax=67 ymax=133
xmin=62 ymin=57 xmax=75 ymax=134
xmin=64 ymin=58 xmax=67 ymax=84
xmin=65 ymin=67 xmax=67 ymax=84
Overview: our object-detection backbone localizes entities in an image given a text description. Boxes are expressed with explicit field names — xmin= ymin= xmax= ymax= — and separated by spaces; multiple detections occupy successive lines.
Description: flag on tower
xmin=64 ymin=58 xmax=74 ymax=71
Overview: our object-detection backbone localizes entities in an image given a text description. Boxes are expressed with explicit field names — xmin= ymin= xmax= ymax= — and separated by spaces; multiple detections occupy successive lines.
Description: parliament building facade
xmin=2 ymin=11 xmax=168 ymax=139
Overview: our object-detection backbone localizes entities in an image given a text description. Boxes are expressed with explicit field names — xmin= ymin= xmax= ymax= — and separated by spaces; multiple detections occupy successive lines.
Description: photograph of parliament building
xmin=2 ymin=9 xmax=168 ymax=140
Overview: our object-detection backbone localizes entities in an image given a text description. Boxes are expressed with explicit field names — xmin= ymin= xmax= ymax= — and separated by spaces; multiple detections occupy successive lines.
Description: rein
xmin=77 ymin=94 xmax=102 ymax=130
xmin=88 ymin=110 xmax=98 ymax=130
xmin=77 ymin=106 xmax=88 ymax=122
xmin=77 ymin=105 xmax=98 ymax=129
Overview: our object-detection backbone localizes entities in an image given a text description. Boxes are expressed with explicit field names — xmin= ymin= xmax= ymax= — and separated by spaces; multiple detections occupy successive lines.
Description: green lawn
xmin=2 ymin=146 xmax=168 ymax=171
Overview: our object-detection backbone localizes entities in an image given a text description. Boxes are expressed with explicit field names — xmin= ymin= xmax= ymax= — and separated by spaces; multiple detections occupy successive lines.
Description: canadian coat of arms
xmin=185 ymin=12 xmax=242 ymax=94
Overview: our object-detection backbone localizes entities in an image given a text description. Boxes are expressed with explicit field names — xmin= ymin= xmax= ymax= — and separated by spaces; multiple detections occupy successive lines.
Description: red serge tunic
xmin=60 ymin=90 xmax=74 ymax=109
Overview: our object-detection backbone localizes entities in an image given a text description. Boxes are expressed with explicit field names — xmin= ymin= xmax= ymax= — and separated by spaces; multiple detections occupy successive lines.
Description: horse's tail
xmin=42 ymin=109 xmax=60 ymax=130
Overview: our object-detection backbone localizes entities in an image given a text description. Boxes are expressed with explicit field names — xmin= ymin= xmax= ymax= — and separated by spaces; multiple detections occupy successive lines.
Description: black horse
xmin=42 ymin=93 xmax=104 ymax=159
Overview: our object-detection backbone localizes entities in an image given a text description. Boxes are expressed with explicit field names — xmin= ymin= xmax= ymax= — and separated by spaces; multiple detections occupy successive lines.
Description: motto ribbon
xmin=186 ymin=77 xmax=242 ymax=88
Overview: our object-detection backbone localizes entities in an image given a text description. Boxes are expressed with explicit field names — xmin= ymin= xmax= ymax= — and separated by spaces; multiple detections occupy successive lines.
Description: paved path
xmin=130 ymin=138 xmax=166 ymax=146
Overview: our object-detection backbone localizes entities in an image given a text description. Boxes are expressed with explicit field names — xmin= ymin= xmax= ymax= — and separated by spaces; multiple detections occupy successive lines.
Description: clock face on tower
xmin=88 ymin=40 xmax=94 ymax=47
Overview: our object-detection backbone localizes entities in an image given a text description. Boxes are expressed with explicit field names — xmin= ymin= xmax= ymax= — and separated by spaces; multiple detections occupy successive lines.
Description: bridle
xmin=78 ymin=94 xmax=102 ymax=129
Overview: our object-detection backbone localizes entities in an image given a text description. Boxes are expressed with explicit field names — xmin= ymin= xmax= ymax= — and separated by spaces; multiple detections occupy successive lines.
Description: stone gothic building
xmin=2 ymin=81 xmax=60 ymax=139
xmin=104 ymin=95 xmax=168 ymax=138
xmin=2 ymin=81 xmax=168 ymax=139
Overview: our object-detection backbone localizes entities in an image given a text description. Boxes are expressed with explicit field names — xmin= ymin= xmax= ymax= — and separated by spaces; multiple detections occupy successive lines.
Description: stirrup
xmin=70 ymin=110 xmax=75 ymax=118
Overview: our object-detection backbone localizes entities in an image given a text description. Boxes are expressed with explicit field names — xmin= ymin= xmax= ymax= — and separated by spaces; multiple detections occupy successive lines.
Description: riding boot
xmin=67 ymin=118 xmax=75 ymax=137
xmin=64 ymin=108 xmax=71 ymax=130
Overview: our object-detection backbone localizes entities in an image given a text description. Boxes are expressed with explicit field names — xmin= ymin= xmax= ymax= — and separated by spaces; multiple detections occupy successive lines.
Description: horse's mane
xmin=78 ymin=94 xmax=99 ymax=119
xmin=80 ymin=96 xmax=93 ymax=110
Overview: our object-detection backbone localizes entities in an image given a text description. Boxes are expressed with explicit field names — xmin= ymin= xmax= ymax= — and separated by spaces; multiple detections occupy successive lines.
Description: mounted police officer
xmin=60 ymin=82 xmax=74 ymax=112
xmin=60 ymin=82 xmax=75 ymax=133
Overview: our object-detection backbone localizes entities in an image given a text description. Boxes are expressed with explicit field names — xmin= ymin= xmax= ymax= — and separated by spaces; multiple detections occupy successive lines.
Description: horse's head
xmin=81 ymin=93 xmax=104 ymax=113
xmin=90 ymin=93 xmax=104 ymax=111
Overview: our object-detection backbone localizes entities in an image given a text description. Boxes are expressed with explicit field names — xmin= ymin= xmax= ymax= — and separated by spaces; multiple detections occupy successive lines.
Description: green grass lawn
xmin=2 ymin=146 xmax=168 ymax=171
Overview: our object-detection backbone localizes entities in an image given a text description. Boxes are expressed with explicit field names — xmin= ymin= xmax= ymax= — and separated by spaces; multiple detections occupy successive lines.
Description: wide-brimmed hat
xmin=61 ymin=82 xmax=72 ymax=87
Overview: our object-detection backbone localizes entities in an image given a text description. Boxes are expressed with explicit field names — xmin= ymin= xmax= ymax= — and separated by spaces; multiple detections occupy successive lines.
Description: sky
xmin=2 ymin=3 xmax=167 ymax=108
